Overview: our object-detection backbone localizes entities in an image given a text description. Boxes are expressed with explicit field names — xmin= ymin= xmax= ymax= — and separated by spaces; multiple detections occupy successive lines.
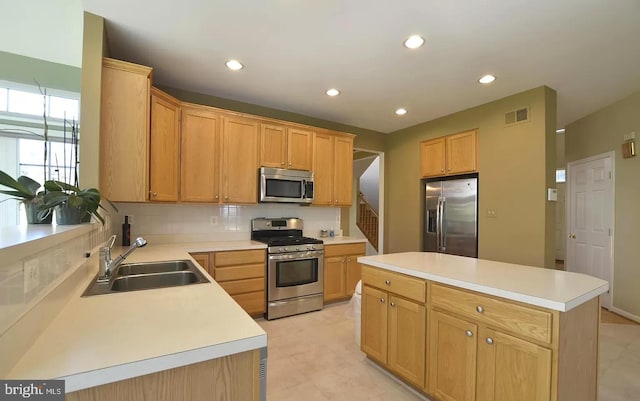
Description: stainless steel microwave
xmin=259 ymin=167 xmax=314 ymax=204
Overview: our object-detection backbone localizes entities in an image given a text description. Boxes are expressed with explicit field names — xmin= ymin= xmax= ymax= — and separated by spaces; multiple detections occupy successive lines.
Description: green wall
xmin=158 ymin=85 xmax=387 ymax=152
xmin=0 ymin=51 xmax=81 ymax=92
xmin=384 ymin=86 xmax=557 ymax=268
xmin=565 ymin=90 xmax=640 ymax=318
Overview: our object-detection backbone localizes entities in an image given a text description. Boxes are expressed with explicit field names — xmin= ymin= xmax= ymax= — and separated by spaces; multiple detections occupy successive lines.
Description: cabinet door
xmin=287 ymin=128 xmax=314 ymax=170
xmin=446 ymin=130 xmax=477 ymax=175
xmin=420 ymin=137 xmax=446 ymax=178
xmin=180 ymin=106 xmax=221 ymax=202
xmin=100 ymin=58 xmax=151 ymax=202
xmin=324 ymin=256 xmax=346 ymax=302
xmin=345 ymin=253 xmax=363 ymax=297
xmin=259 ymin=123 xmax=286 ymax=168
xmin=428 ymin=311 xmax=477 ymax=401
xmin=333 ymin=135 xmax=354 ymax=206
xmin=361 ymin=285 xmax=388 ymax=364
xmin=388 ymin=295 xmax=426 ymax=387
xmin=149 ymin=90 xmax=180 ymax=202
xmin=222 ymin=115 xmax=259 ymax=204
xmin=312 ymin=132 xmax=334 ymax=206
xmin=477 ymin=327 xmax=552 ymax=401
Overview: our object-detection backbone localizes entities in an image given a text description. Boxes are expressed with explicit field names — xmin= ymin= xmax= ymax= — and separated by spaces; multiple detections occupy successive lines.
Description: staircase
xmin=357 ymin=192 xmax=378 ymax=251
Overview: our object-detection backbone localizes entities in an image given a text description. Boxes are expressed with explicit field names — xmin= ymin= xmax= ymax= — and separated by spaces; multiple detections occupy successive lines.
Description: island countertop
xmin=6 ymin=244 xmax=267 ymax=392
xmin=358 ymin=252 xmax=609 ymax=312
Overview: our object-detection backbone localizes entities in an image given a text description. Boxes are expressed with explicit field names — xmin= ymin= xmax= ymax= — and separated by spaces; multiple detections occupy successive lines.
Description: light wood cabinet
xmin=313 ymin=132 xmax=354 ymax=206
xmin=428 ymin=311 xmax=478 ymax=401
xmin=361 ymin=265 xmax=426 ymax=388
xmin=323 ymin=242 xmax=365 ymax=302
xmin=100 ymin=58 xmax=152 ymax=202
xmin=180 ymin=104 xmax=222 ymax=202
xmin=260 ymin=123 xmax=314 ymax=170
xmin=222 ymin=115 xmax=259 ymax=204
xmin=420 ymin=129 xmax=477 ymax=178
xmin=189 ymin=252 xmax=210 ymax=272
xmin=212 ymin=249 xmax=266 ymax=316
xmin=149 ymin=88 xmax=180 ymax=202
xmin=428 ymin=282 xmax=598 ymax=401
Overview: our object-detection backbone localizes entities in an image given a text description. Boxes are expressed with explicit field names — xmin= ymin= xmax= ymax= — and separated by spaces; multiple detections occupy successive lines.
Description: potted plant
xmin=0 ymin=171 xmax=52 ymax=224
xmin=40 ymin=180 xmax=117 ymax=225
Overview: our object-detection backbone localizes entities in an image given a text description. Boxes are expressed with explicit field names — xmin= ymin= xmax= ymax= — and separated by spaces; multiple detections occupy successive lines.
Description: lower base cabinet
xmin=360 ymin=265 xmax=600 ymax=401
xmin=66 ymin=349 xmax=263 ymax=401
xmin=361 ymin=266 xmax=426 ymax=388
xmin=323 ymin=242 xmax=365 ymax=302
xmin=190 ymin=250 xmax=266 ymax=316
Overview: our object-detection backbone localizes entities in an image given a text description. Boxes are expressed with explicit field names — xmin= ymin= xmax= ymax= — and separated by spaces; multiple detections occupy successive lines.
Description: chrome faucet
xmin=97 ymin=235 xmax=148 ymax=283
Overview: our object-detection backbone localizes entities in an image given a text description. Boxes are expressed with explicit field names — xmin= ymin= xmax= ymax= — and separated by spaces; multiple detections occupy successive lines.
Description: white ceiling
xmin=82 ymin=0 xmax=640 ymax=133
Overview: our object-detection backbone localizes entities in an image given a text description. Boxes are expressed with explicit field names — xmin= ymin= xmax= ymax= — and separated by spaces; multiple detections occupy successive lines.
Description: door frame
xmin=352 ymin=148 xmax=385 ymax=254
xmin=566 ymin=151 xmax=614 ymax=309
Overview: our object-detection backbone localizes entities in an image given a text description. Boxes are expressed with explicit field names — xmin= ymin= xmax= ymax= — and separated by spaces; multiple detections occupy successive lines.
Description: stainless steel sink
xmin=116 ymin=260 xmax=191 ymax=275
xmin=82 ymin=259 xmax=209 ymax=296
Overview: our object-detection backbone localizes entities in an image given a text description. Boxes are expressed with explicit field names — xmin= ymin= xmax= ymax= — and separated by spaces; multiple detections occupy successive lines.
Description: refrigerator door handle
xmin=439 ymin=197 xmax=446 ymax=252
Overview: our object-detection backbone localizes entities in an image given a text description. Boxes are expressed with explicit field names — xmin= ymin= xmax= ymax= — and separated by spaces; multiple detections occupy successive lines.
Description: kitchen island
xmin=5 ymin=243 xmax=268 ymax=401
xmin=358 ymin=252 xmax=609 ymax=401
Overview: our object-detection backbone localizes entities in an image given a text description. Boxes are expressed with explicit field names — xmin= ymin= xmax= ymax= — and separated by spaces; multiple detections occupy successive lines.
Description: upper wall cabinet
xmin=313 ymin=131 xmax=354 ymax=206
xmin=259 ymin=123 xmax=314 ymax=171
xmin=149 ymin=88 xmax=181 ymax=202
xmin=100 ymin=58 xmax=152 ymax=202
xmin=222 ymin=115 xmax=259 ymax=204
xmin=420 ymin=130 xmax=478 ymax=178
xmin=180 ymin=104 xmax=222 ymax=202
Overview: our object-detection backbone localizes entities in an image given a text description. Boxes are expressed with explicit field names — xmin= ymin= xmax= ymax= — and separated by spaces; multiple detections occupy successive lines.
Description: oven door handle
xmin=269 ymin=251 xmax=324 ymax=261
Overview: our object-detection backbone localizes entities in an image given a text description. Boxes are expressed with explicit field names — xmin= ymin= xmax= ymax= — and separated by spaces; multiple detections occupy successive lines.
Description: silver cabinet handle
xmin=281 ymin=161 xmax=285 ymax=166
xmin=465 ymin=330 xmax=473 ymax=337
xmin=224 ymin=196 xmax=228 ymax=200
xmin=390 ymin=302 xmax=396 ymax=307
xmin=215 ymin=195 xmax=219 ymax=199
xmin=288 ymin=162 xmax=292 ymax=166
xmin=380 ymin=298 xmax=385 ymax=303
xmin=486 ymin=337 xmax=494 ymax=345
xmin=384 ymin=280 xmax=391 ymax=285
xmin=476 ymin=306 xmax=484 ymax=313
xmin=152 ymin=192 xmax=157 ymax=197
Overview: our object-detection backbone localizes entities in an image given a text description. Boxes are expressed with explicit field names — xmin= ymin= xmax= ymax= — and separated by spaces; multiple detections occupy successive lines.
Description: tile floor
xmin=258 ymin=302 xmax=640 ymax=401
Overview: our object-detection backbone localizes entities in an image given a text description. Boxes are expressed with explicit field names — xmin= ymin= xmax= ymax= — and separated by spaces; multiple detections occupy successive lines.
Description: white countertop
xmin=358 ymin=252 xmax=609 ymax=312
xmin=319 ymin=236 xmax=368 ymax=245
xmin=7 ymin=244 xmax=267 ymax=392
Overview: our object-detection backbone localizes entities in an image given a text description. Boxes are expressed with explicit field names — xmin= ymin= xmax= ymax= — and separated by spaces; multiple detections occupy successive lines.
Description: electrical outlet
xmin=210 ymin=216 xmax=218 ymax=225
xmin=486 ymin=209 xmax=497 ymax=218
xmin=24 ymin=259 xmax=39 ymax=294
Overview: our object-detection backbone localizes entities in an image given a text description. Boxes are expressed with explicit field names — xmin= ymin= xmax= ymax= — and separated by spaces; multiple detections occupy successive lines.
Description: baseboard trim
xmin=610 ymin=306 xmax=640 ymax=324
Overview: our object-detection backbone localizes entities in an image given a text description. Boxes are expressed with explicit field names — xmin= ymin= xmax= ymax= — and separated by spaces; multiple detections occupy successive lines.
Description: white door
xmin=555 ymin=183 xmax=566 ymax=261
xmin=566 ymin=153 xmax=613 ymax=309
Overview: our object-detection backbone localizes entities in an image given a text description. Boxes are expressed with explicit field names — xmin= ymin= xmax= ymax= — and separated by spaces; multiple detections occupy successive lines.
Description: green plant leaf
xmin=0 ymin=170 xmax=36 ymax=199
xmin=44 ymin=180 xmax=81 ymax=193
xmin=17 ymin=176 xmax=41 ymax=195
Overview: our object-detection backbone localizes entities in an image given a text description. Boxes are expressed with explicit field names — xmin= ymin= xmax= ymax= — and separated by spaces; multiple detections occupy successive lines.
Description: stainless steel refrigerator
xmin=423 ymin=175 xmax=478 ymax=257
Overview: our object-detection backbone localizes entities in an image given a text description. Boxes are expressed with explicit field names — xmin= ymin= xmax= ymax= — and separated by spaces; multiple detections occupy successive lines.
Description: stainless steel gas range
xmin=251 ymin=217 xmax=323 ymax=320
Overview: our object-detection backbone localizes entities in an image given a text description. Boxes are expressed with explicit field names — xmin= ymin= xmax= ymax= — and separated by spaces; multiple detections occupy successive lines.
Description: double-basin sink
xmin=82 ymin=260 xmax=209 ymax=296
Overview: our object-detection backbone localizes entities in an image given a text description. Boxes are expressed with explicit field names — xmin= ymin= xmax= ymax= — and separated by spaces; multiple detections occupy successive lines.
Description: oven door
xmin=268 ymin=251 xmax=323 ymax=301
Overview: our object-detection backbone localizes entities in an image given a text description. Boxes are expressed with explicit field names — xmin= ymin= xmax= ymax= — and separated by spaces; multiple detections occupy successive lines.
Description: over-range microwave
xmin=259 ymin=167 xmax=314 ymax=204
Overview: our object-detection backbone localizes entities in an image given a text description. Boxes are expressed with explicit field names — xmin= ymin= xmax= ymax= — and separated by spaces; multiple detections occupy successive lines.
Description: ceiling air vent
xmin=504 ymin=107 xmax=530 ymax=126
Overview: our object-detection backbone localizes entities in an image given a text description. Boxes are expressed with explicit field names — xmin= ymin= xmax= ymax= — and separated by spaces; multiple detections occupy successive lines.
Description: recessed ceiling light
xmin=556 ymin=128 xmax=566 ymax=134
xmin=326 ymin=88 xmax=340 ymax=97
xmin=478 ymin=74 xmax=496 ymax=84
xmin=404 ymin=35 xmax=425 ymax=49
xmin=395 ymin=108 xmax=408 ymax=116
xmin=225 ymin=59 xmax=243 ymax=71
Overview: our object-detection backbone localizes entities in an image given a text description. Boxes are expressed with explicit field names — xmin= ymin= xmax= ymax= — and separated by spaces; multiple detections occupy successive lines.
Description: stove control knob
xmin=279 ymin=248 xmax=285 ymax=252
xmin=296 ymin=247 xmax=301 ymax=251
xmin=308 ymin=245 xmax=314 ymax=250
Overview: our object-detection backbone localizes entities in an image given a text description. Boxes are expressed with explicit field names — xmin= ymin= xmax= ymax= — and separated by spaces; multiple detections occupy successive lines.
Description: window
xmin=556 ymin=169 xmax=566 ymax=183
xmin=0 ymin=82 xmax=80 ymax=228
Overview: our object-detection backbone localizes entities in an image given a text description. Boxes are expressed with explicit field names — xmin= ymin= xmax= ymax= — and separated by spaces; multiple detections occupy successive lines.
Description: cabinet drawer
xmin=324 ymin=242 xmax=366 ymax=258
xmin=232 ymin=291 xmax=265 ymax=315
xmin=214 ymin=249 xmax=265 ymax=266
xmin=361 ymin=265 xmax=425 ymax=304
xmin=215 ymin=263 xmax=265 ymax=282
xmin=431 ymin=284 xmax=553 ymax=344
xmin=219 ymin=278 xmax=265 ymax=295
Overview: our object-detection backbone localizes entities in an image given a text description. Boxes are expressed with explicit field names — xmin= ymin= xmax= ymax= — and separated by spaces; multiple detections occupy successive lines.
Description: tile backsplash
xmin=112 ymin=203 xmax=341 ymax=244
xmin=0 ymin=220 xmax=112 ymax=335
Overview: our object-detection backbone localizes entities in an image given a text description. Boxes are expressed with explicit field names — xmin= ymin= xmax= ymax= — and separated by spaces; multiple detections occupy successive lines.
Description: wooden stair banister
xmin=357 ymin=192 xmax=378 ymax=251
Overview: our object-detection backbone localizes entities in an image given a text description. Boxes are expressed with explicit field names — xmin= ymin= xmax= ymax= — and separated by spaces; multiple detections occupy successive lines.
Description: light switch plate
xmin=486 ymin=209 xmax=497 ymax=218
xmin=547 ymin=188 xmax=558 ymax=201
